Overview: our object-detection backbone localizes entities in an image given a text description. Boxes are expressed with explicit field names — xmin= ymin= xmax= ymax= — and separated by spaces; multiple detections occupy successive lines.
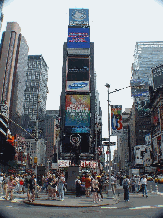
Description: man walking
xmin=140 ymin=175 xmax=148 ymax=198
xmin=122 ymin=175 xmax=130 ymax=202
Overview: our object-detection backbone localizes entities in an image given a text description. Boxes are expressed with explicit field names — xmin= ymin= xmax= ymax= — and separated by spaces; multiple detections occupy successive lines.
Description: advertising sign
xmin=130 ymin=79 xmax=149 ymax=97
xmin=65 ymin=95 xmax=90 ymax=126
xmin=67 ymin=27 xmax=90 ymax=48
xmin=67 ymin=57 xmax=89 ymax=81
xmin=71 ymin=126 xmax=90 ymax=133
xmin=69 ymin=9 xmax=89 ymax=26
xmin=111 ymin=105 xmax=123 ymax=136
xmin=66 ymin=81 xmax=89 ymax=92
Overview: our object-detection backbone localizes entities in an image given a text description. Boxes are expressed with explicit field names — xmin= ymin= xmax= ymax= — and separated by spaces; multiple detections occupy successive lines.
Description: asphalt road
xmin=0 ymin=194 xmax=162 ymax=217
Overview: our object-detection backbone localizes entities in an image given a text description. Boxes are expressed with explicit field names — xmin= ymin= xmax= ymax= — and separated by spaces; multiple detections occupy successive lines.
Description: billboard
xmin=111 ymin=105 xmax=123 ymax=136
xmin=66 ymin=81 xmax=89 ymax=92
xmin=67 ymin=27 xmax=90 ymax=49
xmin=67 ymin=57 xmax=89 ymax=81
xmin=130 ymin=79 xmax=149 ymax=97
xmin=69 ymin=9 xmax=89 ymax=26
xmin=65 ymin=95 xmax=90 ymax=126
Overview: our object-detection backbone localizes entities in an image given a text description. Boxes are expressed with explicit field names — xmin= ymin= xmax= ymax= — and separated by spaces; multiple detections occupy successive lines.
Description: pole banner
xmin=111 ymin=105 xmax=123 ymax=136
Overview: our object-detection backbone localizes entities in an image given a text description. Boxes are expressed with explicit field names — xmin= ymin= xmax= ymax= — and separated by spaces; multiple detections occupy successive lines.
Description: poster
xmin=111 ymin=105 xmax=123 ymax=135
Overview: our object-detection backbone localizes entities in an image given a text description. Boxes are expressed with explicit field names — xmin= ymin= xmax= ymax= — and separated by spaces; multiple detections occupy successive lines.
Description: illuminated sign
xmin=65 ymin=95 xmax=90 ymax=126
xmin=67 ymin=27 xmax=90 ymax=48
xmin=69 ymin=9 xmax=89 ymax=26
xmin=71 ymin=126 xmax=90 ymax=133
xmin=67 ymin=57 xmax=89 ymax=81
xmin=66 ymin=81 xmax=89 ymax=92
xmin=111 ymin=105 xmax=123 ymax=136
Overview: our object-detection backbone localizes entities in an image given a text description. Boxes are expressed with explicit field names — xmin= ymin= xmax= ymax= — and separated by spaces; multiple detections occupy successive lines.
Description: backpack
xmin=123 ymin=179 xmax=129 ymax=189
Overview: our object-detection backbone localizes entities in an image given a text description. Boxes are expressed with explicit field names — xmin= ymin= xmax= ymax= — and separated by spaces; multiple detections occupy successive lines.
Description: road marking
xmin=129 ymin=205 xmax=163 ymax=210
xmin=101 ymin=207 xmax=117 ymax=209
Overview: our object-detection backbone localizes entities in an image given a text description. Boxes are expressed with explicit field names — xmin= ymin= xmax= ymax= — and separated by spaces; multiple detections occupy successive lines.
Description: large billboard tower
xmin=60 ymin=9 xmax=96 ymax=162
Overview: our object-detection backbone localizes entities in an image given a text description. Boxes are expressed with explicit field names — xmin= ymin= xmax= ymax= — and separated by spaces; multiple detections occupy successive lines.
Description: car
xmin=147 ymin=175 xmax=153 ymax=181
xmin=158 ymin=175 xmax=163 ymax=184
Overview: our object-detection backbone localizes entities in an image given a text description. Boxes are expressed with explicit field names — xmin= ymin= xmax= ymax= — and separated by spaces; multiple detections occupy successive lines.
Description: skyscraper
xmin=23 ymin=55 xmax=48 ymax=138
xmin=60 ymin=9 xmax=101 ymax=162
xmin=131 ymin=41 xmax=163 ymax=109
xmin=0 ymin=22 xmax=21 ymax=110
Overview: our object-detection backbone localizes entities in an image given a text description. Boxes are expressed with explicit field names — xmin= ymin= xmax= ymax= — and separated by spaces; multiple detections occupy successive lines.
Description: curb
xmin=23 ymin=198 xmax=118 ymax=208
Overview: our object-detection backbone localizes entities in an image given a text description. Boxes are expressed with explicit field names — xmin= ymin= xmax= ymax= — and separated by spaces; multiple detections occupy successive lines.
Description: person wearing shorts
xmin=92 ymin=175 xmax=99 ymax=203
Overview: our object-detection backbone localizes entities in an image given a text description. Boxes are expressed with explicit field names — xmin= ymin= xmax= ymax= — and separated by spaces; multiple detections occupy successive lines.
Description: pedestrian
xmin=135 ymin=175 xmax=140 ymax=192
xmin=3 ymin=175 xmax=8 ymax=197
xmin=111 ymin=174 xmax=117 ymax=195
xmin=6 ymin=176 xmax=16 ymax=201
xmin=92 ymin=175 xmax=99 ymax=203
xmin=75 ymin=176 xmax=81 ymax=197
xmin=19 ymin=176 xmax=24 ymax=193
xmin=51 ymin=175 xmax=58 ymax=200
xmin=85 ymin=174 xmax=91 ymax=197
xmin=131 ymin=177 xmax=135 ymax=193
xmin=122 ymin=175 xmax=130 ymax=202
xmin=47 ymin=175 xmax=53 ymax=200
xmin=28 ymin=174 xmax=36 ymax=202
xmin=140 ymin=175 xmax=148 ymax=198
xmin=58 ymin=173 xmax=65 ymax=201
xmin=0 ymin=173 xmax=3 ymax=194
xmin=97 ymin=176 xmax=103 ymax=201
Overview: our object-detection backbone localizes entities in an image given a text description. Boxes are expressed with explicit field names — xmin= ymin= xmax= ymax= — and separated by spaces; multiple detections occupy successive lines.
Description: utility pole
xmin=105 ymin=83 xmax=112 ymax=198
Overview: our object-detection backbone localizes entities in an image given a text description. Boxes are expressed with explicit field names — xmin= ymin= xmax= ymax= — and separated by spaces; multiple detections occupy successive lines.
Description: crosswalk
xmin=101 ymin=205 xmax=163 ymax=210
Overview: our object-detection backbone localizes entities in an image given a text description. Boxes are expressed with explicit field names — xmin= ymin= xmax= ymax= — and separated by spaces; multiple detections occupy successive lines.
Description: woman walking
xmin=92 ymin=175 xmax=99 ymax=203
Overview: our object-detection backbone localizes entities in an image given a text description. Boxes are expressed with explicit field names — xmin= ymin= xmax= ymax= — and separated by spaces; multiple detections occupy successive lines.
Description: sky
xmin=2 ymin=0 xmax=163 ymax=158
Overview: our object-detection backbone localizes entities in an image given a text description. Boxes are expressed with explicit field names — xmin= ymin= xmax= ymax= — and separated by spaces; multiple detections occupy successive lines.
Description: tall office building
xmin=0 ymin=22 xmax=29 ymax=137
xmin=131 ymin=41 xmax=163 ymax=110
xmin=23 ymin=55 xmax=48 ymax=138
xmin=0 ymin=22 xmax=21 ymax=110
xmin=45 ymin=110 xmax=59 ymax=161
xmin=9 ymin=34 xmax=29 ymax=135
xmin=60 ymin=9 xmax=101 ymax=162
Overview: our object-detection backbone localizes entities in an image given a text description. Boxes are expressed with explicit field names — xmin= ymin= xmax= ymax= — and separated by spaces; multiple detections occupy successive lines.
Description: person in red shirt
xmin=85 ymin=174 xmax=91 ymax=197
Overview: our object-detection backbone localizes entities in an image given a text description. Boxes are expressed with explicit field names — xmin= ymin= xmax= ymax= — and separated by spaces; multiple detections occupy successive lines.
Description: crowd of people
xmin=0 ymin=171 xmax=150 ymax=203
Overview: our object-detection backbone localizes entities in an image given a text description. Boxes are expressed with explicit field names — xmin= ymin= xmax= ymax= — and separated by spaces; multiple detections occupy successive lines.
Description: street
xmin=0 ymin=182 xmax=162 ymax=218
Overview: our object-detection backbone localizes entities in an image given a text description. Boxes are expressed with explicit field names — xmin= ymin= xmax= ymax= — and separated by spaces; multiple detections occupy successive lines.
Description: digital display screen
xmin=67 ymin=57 xmax=89 ymax=81
xmin=67 ymin=27 xmax=90 ymax=48
xmin=65 ymin=95 xmax=90 ymax=127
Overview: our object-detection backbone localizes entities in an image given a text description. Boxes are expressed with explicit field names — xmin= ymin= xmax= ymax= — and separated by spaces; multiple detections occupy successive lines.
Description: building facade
xmin=23 ymin=55 xmax=48 ymax=138
xmin=44 ymin=110 xmax=59 ymax=162
xmin=60 ymin=9 xmax=101 ymax=163
xmin=131 ymin=41 xmax=163 ymax=110
xmin=0 ymin=22 xmax=21 ymax=112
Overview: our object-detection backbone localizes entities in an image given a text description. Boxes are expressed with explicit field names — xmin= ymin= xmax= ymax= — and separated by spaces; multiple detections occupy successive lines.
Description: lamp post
xmin=105 ymin=83 xmax=112 ymax=197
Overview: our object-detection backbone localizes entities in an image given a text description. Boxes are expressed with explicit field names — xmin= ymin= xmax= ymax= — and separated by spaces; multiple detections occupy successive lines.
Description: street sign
xmin=102 ymin=138 xmax=109 ymax=141
xmin=103 ymin=141 xmax=116 ymax=146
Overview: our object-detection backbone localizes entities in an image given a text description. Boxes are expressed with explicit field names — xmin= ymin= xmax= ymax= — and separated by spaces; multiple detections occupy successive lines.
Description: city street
xmin=0 ymin=183 xmax=162 ymax=218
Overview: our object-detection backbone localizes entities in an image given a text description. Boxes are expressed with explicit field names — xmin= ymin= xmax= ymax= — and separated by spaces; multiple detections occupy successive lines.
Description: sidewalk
xmin=23 ymin=193 xmax=118 ymax=207
xmin=7 ymin=185 xmax=163 ymax=208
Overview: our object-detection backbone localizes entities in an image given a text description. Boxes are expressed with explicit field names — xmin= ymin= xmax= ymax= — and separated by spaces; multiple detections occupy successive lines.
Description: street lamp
xmin=105 ymin=83 xmax=112 ymax=198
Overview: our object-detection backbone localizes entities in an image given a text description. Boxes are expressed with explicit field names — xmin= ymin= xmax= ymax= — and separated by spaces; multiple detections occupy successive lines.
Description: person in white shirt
xmin=0 ymin=174 xmax=3 ymax=194
xmin=140 ymin=175 xmax=148 ymax=198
